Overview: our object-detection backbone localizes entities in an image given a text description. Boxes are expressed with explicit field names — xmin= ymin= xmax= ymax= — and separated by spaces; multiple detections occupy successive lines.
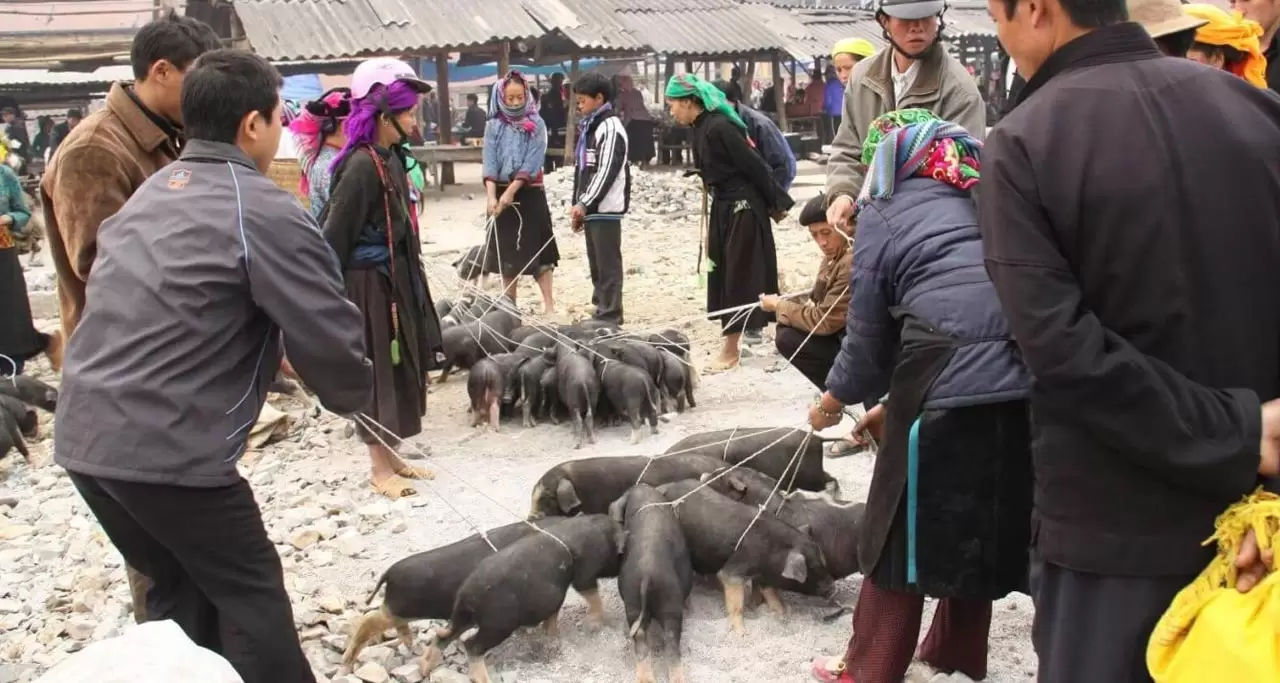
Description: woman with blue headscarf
xmin=481 ymin=70 xmax=560 ymax=314
xmin=806 ymin=109 xmax=1032 ymax=683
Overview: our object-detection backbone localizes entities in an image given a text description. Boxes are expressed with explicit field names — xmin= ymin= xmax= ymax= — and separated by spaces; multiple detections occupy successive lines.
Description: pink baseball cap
xmin=350 ymin=57 xmax=432 ymax=100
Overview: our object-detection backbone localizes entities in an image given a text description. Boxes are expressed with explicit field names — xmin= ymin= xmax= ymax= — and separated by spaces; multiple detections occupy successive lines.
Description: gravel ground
xmin=1 ymin=165 xmax=1038 ymax=683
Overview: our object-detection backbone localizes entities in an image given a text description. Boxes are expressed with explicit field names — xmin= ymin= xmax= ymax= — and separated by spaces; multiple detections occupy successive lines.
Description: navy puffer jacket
xmin=825 ymin=177 xmax=1030 ymax=408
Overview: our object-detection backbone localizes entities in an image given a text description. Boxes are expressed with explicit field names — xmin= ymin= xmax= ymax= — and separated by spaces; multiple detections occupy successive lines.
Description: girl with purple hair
xmin=481 ymin=70 xmax=560 ymax=313
xmin=320 ymin=58 xmax=443 ymax=500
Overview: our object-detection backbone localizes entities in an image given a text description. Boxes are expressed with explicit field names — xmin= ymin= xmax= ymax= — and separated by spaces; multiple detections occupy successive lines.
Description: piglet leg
xmin=468 ymin=654 xmax=493 ymax=683
xmin=760 ymin=586 xmax=788 ymax=617
xmin=488 ymin=397 xmax=500 ymax=433
xmin=541 ymin=612 xmax=560 ymax=637
xmin=419 ymin=646 xmax=444 ymax=675
xmin=717 ymin=572 xmax=747 ymax=635
xmin=580 ymin=587 xmax=606 ymax=628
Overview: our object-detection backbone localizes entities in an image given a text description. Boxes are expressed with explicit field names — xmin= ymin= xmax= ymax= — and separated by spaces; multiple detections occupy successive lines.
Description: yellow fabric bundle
xmin=832 ymin=38 xmax=876 ymax=59
xmin=1147 ymin=489 xmax=1280 ymax=682
xmin=1184 ymin=4 xmax=1269 ymax=88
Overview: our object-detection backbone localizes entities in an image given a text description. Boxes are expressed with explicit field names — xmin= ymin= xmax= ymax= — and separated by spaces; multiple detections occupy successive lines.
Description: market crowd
xmin=2 ymin=0 xmax=1280 ymax=679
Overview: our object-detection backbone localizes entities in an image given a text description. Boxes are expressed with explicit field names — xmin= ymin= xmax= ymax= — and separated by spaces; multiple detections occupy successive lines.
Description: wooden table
xmin=408 ymin=144 xmax=484 ymax=192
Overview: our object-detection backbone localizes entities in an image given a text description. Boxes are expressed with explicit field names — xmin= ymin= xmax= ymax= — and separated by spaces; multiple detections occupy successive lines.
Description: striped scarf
xmin=854 ymin=108 xmax=981 ymax=219
xmin=575 ymin=102 xmax=612 ymax=170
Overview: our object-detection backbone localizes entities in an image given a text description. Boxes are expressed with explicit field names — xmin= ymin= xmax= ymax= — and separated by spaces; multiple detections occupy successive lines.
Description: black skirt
xmin=0 ymin=247 xmax=44 ymax=363
xmin=345 ymin=259 xmax=437 ymax=443
xmin=870 ymin=399 xmax=1034 ymax=600
xmin=706 ymin=192 xmax=779 ymax=335
xmin=484 ymin=184 xmax=560 ymax=278
xmin=625 ymin=120 xmax=656 ymax=164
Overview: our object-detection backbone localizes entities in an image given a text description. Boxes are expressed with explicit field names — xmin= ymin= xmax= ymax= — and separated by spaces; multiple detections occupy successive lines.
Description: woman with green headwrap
xmin=666 ymin=73 xmax=794 ymax=369
xmin=805 ymin=109 xmax=1032 ymax=683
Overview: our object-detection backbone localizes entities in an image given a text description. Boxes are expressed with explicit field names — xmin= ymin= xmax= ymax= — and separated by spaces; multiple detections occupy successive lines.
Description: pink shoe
xmin=811 ymin=656 xmax=855 ymax=682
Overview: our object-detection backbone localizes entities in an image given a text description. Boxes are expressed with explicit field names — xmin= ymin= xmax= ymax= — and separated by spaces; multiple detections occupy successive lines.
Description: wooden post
xmin=562 ymin=53 xmax=581 ymax=165
xmin=434 ymin=52 xmax=455 ymax=187
xmin=664 ymin=55 xmax=676 ymax=103
xmin=771 ymin=50 xmax=788 ymax=132
xmin=497 ymin=42 xmax=510 ymax=77
xmin=703 ymin=61 xmax=710 ymax=80
xmin=654 ymin=54 xmax=663 ymax=103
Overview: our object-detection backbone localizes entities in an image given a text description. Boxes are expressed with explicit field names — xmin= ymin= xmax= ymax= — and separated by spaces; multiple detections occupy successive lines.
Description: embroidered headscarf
xmin=331 ymin=79 xmax=420 ymax=173
xmin=290 ymin=89 xmax=350 ymax=194
xmin=664 ymin=73 xmax=748 ymax=132
xmin=855 ymin=108 xmax=981 ymax=218
xmin=490 ymin=71 xmax=539 ymax=134
xmin=1184 ymin=4 xmax=1268 ymax=88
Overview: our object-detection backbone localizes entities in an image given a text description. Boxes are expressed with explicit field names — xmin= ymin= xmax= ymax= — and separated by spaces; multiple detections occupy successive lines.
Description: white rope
xmin=353 ymin=412 xmax=573 ymax=555
xmin=732 ymin=429 xmax=811 ymax=551
xmin=0 ymin=354 xmax=17 ymax=385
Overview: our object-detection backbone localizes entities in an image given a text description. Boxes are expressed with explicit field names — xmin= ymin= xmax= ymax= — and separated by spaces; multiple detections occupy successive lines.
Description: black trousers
xmin=584 ymin=218 xmax=624 ymax=324
xmin=69 ymin=472 xmax=315 ymax=683
xmin=1032 ymin=559 xmax=1192 ymax=683
xmin=774 ymin=324 xmax=842 ymax=389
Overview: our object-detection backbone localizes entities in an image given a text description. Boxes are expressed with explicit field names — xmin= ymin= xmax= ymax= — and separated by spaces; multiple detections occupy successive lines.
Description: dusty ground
xmin=1 ymin=162 xmax=1037 ymax=683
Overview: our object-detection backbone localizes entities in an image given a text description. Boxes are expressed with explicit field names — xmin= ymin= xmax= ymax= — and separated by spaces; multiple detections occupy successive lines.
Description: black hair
xmin=130 ymin=11 xmax=222 ymax=81
xmin=573 ymin=72 xmax=615 ymax=102
xmin=1157 ymin=28 xmax=1197 ymax=58
xmin=799 ymin=193 xmax=828 ymax=227
xmin=0 ymin=107 xmax=13 ymax=117
xmin=713 ymin=80 xmax=741 ymax=104
xmin=181 ymin=49 xmax=282 ymax=144
xmin=1002 ymin=0 xmax=1125 ymax=27
xmin=1190 ymin=41 xmax=1246 ymax=67
xmin=66 ymin=109 xmax=82 ymax=119
xmin=466 ymin=93 xmax=479 ymax=103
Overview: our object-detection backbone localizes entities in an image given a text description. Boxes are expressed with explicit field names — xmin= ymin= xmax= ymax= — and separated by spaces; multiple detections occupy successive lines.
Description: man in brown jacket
xmin=40 ymin=11 xmax=220 ymax=624
xmin=764 ymin=193 xmax=852 ymax=390
xmin=825 ymin=0 xmax=986 ymax=228
xmin=982 ymin=0 xmax=1280 ymax=679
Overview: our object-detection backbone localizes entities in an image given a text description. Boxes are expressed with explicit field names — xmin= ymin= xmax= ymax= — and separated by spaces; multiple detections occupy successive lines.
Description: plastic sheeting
xmin=35 ymin=620 xmax=243 ymax=683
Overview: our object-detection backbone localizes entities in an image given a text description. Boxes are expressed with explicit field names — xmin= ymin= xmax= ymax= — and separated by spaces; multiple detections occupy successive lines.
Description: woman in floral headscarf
xmin=806 ymin=109 xmax=1032 ymax=683
xmin=666 ymin=73 xmax=793 ymax=370
xmin=1183 ymin=4 xmax=1269 ymax=88
xmin=481 ymin=70 xmax=560 ymax=313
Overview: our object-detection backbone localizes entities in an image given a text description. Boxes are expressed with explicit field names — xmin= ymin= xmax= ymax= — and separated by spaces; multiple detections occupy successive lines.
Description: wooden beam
xmin=771 ymin=50 xmax=788 ymax=133
xmin=434 ymin=52 xmax=456 ymax=187
xmin=497 ymin=41 xmax=510 ymax=76
xmin=562 ymin=53 xmax=580 ymax=165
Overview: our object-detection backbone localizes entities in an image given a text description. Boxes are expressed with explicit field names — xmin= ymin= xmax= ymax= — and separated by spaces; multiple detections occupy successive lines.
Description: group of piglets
xmin=345 ymin=429 xmax=863 ymax=683
xmin=0 ymin=374 xmax=57 ymax=464
xmin=434 ymin=292 xmax=697 ymax=447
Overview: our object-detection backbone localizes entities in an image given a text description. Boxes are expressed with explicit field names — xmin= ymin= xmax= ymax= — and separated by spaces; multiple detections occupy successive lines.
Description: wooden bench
xmin=408 ymin=144 xmax=485 ymax=192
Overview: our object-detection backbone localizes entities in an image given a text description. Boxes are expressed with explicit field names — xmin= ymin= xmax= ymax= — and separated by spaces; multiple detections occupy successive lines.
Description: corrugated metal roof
xmin=231 ymin=0 xmax=548 ymax=60
xmin=616 ymin=3 xmax=786 ymax=56
xmin=0 ymin=1 xmax=152 ymax=34
xmin=944 ymin=8 xmax=997 ymax=36
xmin=0 ymin=65 xmax=133 ymax=87
xmin=522 ymin=0 xmax=647 ymax=51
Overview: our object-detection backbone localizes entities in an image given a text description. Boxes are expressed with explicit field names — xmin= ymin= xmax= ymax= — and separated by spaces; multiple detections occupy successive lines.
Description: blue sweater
xmin=482 ymin=117 xmax=548 ymax=184
xmin=826 ymin=178 xmax=1030 ymax=409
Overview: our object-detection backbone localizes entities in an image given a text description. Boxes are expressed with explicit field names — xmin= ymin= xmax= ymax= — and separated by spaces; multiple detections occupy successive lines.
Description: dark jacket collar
xmin=179 ymin=140 xmax=258 ymax=170
xmin=1016 ymin=22 xmax=1161 ymax=106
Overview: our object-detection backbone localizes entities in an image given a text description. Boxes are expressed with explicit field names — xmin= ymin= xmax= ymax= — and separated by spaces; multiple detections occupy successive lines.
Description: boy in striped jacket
xmin=570 ymin=72 xmax=630 ymax=324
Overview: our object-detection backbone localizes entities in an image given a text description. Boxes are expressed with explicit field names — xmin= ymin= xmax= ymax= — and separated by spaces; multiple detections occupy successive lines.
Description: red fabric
xmin=843 ymin=580 xmax=992 ymax=683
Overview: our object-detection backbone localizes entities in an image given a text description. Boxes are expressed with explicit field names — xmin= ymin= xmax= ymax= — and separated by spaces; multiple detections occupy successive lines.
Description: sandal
xmin=703 ymin=358 xmax=741 ymax=375
xmin=371 ymin=474 xmax=419 ymax=500
xmin=396 ymin=465 xmax=436 ymax=481
xmin=811 ymin=656 xmax=854 ymax=682
xmin=825 ymin=438 xmax=864 ymax=459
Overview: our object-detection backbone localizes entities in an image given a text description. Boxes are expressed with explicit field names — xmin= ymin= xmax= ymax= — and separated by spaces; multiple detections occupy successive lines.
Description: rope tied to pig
xmin=0 ymin=354 xmax=18 ymax=385
xmin=352 ymin=412 xmax=573 ymax=556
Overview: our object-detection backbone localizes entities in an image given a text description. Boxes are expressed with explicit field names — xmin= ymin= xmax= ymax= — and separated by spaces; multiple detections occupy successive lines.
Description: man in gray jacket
xmin=825 ymin=0 xmax=986 ymax=228
xmin=54 ymin=50 xmax=372 ymax=683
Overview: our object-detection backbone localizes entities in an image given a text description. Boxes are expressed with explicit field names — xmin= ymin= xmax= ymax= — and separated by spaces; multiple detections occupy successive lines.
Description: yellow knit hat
xmin=832 ymin=38 xmax=876 ymax=59
xmin=1183 ymin=3 xmax=1268 ymax=88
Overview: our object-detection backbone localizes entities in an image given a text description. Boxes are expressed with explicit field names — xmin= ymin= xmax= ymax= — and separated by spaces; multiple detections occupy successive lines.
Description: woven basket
xmin=267 ymin=159 xmax=310 ymax=211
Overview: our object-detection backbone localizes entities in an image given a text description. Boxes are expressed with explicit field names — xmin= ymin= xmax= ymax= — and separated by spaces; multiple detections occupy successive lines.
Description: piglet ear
xmin=782 ymin=550 xmax=808 ymax=583
xmin=556 ymin=478 xmax=582 ymax=514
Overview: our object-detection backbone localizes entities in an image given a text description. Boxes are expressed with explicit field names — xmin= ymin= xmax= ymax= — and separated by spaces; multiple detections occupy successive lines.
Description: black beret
xmin=799 ymin=192 xmax=829 ymax=227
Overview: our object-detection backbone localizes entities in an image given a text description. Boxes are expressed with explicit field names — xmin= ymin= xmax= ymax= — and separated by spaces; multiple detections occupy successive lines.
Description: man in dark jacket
xmin=715 ymin=80 xmax=796 ymax=191
xmin=55 ymin=50 xmax=372 ymax=683
xmin=570 ymin=72 xmax=630 ymax=324
xmin=982 ymin=0 xmax=1280 ymax=679
xmin=2 ymin=108 xmax=30 ymax=170
xmin=460 ymin=92 xmax=486 ymax=143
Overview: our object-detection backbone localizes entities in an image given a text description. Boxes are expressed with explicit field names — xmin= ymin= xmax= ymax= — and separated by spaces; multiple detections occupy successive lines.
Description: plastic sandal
xmin=395 ymin=465 xmax=435 ymax=481
xmin=371 ymin=474 xmax=419 ymax=500
xmin=811 ymin=656 xmax=855 ymax=682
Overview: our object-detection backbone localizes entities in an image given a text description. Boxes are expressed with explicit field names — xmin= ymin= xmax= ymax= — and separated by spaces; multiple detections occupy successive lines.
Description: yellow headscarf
xmin=1184 ymin=4 xmax=1268 ymax=88
xmin=832 ymin=38 xmax=876 ymax=59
